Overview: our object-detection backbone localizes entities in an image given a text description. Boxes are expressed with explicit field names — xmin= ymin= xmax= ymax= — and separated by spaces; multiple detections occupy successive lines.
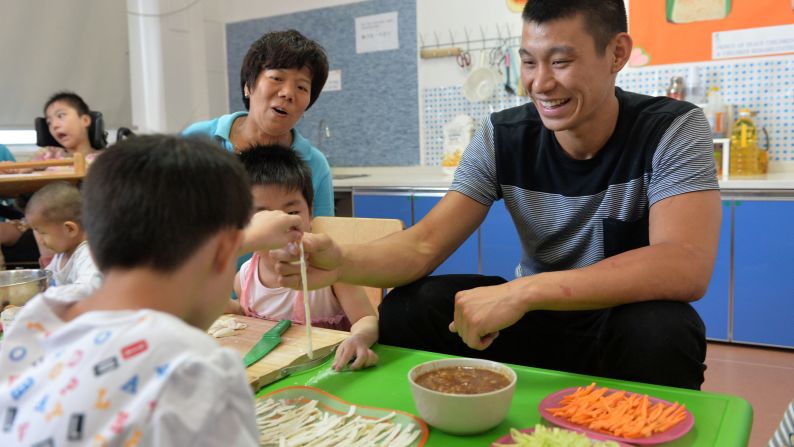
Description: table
xmin=257 ymin=345 xmax=752 ymax=446
xmin=0 ymin=154 xmax=86 ymax=196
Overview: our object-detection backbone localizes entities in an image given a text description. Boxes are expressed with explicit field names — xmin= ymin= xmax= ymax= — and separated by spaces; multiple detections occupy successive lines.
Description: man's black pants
xmin=379 ymin=275 xmax=707 ymax=390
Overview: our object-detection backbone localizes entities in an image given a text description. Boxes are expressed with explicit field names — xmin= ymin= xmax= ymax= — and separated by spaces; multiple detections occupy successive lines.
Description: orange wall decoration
xmin=506 ymin=0 xmax=527 ymax=13
xmin=629 ymin=0 xmax=794 ymax=66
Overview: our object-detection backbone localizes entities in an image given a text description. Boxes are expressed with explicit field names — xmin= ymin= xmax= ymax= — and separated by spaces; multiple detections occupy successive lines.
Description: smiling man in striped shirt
xmin=274 ymin=0 xmax=720 ymax=390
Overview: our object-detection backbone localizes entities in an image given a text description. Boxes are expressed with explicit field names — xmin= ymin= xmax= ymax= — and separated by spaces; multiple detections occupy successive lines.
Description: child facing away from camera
xmin=228 ymin=145 xmax=379 ymax=371
xmin=0 ymin=135 xmax=303 ymax=446
xmin=25 ymin=181 xmax=102 ymax=293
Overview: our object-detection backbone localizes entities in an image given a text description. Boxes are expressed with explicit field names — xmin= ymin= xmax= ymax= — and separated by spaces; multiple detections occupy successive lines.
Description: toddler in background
xmin=0 ymin=135 xmax=302 ymax=446
xmin=230 ymin=145 xmax=379 ymax=371
xmin=25 ymin=181 xmax=101 ymax=294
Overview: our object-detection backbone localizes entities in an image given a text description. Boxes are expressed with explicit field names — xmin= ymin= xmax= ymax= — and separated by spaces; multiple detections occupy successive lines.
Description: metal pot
xmin=0 ymin=269 xmax=51 ymax=307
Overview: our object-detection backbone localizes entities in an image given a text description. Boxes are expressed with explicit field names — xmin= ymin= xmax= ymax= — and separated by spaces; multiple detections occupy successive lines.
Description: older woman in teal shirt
xmin=184 ymin=29 xmax=334 ymax=217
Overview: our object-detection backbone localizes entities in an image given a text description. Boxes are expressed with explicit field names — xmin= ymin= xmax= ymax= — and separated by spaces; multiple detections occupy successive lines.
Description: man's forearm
xmin=516 ymin=241 xmax=716 ymax=312
xmin=338 ymin=232 xmax=443 ymax=288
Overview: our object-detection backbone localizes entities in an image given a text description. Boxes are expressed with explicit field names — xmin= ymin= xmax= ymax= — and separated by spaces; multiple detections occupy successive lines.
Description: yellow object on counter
xmin=729 ymin=108 xmax=760 ymax=177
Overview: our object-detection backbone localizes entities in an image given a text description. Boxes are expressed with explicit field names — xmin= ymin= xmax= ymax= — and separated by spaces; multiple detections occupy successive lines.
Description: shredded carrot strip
xmin=547 ymin=383 xmax=688 ymax=439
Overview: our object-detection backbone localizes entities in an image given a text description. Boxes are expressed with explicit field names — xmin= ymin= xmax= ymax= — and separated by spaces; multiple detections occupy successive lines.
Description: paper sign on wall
xmin=325 ymin=70 xmax=342 ymax=92
xmin=713 ymin=24 xmax=794 ymax=60
xmin=355 ymin=11 xmax=399 ymax=54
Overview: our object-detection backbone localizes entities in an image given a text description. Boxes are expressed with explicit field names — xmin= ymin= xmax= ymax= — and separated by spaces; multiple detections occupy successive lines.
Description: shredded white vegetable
xmin=299 ymin=241 xmax=314 ymax=359
xmin=256 ymin=398 xmax=421 ymax=447
xmin=207 ymin=317 xmax=248 ymax=338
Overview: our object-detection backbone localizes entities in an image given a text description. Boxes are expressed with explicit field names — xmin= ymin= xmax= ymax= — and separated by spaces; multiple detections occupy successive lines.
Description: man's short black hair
xmin=522 ymin=0 xmax=627 ymax=55
xmin=238 ymin=145 xmax=314 ymax=211
xmin=82 ymin=135 xmax=252 ymax=272
xmin=239 ymin=29 xmax=329 ymax=111
xmin=44 ymin=91 xmax=91 ymax=117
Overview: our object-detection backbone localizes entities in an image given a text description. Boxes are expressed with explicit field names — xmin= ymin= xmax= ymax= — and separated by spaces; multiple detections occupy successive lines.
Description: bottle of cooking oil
xmin=729 ymin=108 xmax=759 ymax=176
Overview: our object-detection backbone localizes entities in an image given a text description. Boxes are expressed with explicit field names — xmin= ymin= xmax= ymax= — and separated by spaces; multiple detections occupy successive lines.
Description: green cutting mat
xmin=257 ymin=345 xmax=752 ymax=446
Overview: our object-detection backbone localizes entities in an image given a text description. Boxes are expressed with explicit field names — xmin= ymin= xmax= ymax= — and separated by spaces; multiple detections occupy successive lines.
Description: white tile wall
xmin=424 ymin=56 xmax=794 ymax=165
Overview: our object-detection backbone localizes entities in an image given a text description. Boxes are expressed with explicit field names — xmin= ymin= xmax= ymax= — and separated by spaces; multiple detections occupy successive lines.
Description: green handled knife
xmin=243 ymin=319 xmax=291 ymax=367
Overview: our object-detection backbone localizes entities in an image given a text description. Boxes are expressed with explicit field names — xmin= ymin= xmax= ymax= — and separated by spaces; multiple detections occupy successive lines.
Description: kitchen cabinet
xmin=480 ymin=200 xmax=523 ymax=280
xmin=732 ymin=200 xmax=794 ymax=348
xmin=692 ymin=201 xmax=731 ymax=341
xmin=413 ymin=194 xmax=479 ymax=275
xmin=352 ymin=191 xmax=412 ymax=230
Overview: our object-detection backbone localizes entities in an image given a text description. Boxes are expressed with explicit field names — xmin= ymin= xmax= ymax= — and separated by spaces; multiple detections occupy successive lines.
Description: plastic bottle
xmin=686 ymin=66 xmax=705 ymax=105
xmin=666 ymin=76 xmax=686 ymax=100
xmin=729 ymin=108 xmax=759 ymax=176
xmin=705 ymin=87 xmax=729 ymax=138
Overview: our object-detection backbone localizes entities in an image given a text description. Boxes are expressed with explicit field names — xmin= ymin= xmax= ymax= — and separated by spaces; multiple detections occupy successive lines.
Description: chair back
xmin=311 ymin=216 xmax=404 ymax=312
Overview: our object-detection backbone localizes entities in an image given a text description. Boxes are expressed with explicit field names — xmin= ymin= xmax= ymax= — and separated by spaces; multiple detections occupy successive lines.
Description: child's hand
xmin=271 ymin=232 xmax=343 ymax=290
xmin=333 ymin=334 xmax=379 ymax=371
xmin=224 ymin=299 xmax=243 ymax=315
xmin=241 ymin=210 xmax=302 ymax=254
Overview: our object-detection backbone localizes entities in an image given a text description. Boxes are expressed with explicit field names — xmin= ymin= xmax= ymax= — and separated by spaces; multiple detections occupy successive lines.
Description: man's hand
xmin=332 ymin=334 xmax=379 ymax=371
xmin=449 ymin=281 xmax=528 ymax=350
xmin=270 ymin=232 xmax=343 ymax=290
xmin=241 ymin=210 xmax=303 ymax=254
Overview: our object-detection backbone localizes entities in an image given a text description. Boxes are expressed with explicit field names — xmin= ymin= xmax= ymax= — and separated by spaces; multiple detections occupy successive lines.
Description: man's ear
xmin=610 ymin=32 xmax=633 ymax=74
xmin=63 ymin=221 xmax=81 ymax=237
xmin=213 ymin=229 xmax=244 ymax=273
xmin=80 ymin=113 xmax=91 ymax=128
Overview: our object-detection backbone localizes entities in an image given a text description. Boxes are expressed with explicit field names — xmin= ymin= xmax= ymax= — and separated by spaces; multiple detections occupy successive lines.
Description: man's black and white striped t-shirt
xmin=450 ymin=88 xmax=719 ymax=279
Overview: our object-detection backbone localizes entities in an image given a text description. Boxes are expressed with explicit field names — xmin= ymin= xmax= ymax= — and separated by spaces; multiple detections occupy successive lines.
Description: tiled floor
xmin=703 ymin=342 xmax=794 ymax=446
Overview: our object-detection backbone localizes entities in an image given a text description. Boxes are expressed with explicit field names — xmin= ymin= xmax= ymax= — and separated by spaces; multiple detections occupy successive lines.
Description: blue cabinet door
xmin=413 ymin=194 xmax=479 ymax=275
xmin=479 ymin=200 xmax=522 ymax=281
xmin=733 ymin=200 xmax=794 ymax=348
xmin=352 ymin=192 xmax=412 ymax=230
xmin=691 ymin=201 xmax=730 ymax=341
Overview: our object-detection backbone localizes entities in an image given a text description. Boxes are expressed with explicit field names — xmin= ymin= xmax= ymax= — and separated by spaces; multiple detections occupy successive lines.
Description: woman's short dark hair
xmin=238 ymin=145 xmax=314 ymax=211
xmin=522 ymin=0 xmax=627 ymax=55
xmin=82 ymin=135 xmax=252 ymax=272
xmin=239 ymin=29 xmax=329 ymax=111
xmin=44 ymin=91 xmax=91 ymax=117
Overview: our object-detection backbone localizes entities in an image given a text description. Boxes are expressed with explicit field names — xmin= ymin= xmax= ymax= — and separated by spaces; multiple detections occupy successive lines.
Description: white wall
xmin=222 ymin=0 xmax=366 ymax=24
xmin=127 ymin=0 xmax=229 ymax=133
xmin=0 ymin=0 xmax=131 ymax=130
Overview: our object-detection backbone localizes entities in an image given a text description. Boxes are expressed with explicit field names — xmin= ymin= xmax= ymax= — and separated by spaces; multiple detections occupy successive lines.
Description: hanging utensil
xmin=504 ymin=48 xmax=515 ymax=95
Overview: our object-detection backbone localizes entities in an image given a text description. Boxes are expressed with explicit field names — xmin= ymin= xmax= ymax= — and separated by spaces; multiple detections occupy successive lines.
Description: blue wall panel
xmin=226 ymin=1 xmax=418 ymax=167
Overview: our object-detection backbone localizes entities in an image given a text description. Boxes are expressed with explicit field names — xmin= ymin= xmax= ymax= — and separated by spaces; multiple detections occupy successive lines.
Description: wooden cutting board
xmin=212 ymin=315 xmax=349 ymax=391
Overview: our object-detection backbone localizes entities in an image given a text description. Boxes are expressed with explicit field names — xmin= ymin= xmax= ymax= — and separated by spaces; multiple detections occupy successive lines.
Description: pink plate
xmin=491 ymin=427 xmax=634 ymax=446
xmin=538 ymin=387 xmax=695 ymax=445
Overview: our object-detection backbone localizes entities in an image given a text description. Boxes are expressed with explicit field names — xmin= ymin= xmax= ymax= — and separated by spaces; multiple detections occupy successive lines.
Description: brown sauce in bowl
xmin=415 ymin=366 xmax=510 ymax=394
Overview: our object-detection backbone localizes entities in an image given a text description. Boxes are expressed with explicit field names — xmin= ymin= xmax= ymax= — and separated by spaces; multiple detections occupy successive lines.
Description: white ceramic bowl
xmin=408 ymin=357 xmax=517 ymax=435
xmin=463 ymin=66 xmax=501 ymax=102
xmin=0 ymin=269 xmax=51 ymax=307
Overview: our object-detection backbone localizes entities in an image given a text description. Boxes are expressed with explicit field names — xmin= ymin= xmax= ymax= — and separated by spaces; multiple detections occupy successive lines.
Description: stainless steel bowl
xmin=0 ymin=269 xmax=51 ymax=307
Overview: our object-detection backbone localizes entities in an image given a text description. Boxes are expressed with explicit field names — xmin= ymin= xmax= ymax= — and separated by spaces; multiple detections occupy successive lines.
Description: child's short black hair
xmin=522 ymin=0 xmax=627 ymax=55
xmin=82 ymin=135 xmax=252 ymax=272
xmin=238 ymin=145 xmax=314 ymax=210
xmin=239 ymin=29 xmax=329 ymax=111
xmin=26 ymin=181 xmax=83 ymax=225
xmin=44 ymin=91 xmax=91 ymax=117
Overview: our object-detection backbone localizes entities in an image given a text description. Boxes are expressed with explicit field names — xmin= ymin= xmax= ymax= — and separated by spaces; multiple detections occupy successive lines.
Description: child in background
xmin=35 ymin=91 xmax=104 ymax=163
xmin=0 ymin=135 xmax=302 ymax=446
xmin=25 ymin=181 xmax=102 ymax=294
xmin=230 ymin=145 xmax=379 ymax=371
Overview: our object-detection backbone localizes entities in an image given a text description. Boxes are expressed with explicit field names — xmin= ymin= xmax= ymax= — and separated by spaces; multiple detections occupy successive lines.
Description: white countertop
xmin=332 ymin=166 xmax=794 ymax=191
